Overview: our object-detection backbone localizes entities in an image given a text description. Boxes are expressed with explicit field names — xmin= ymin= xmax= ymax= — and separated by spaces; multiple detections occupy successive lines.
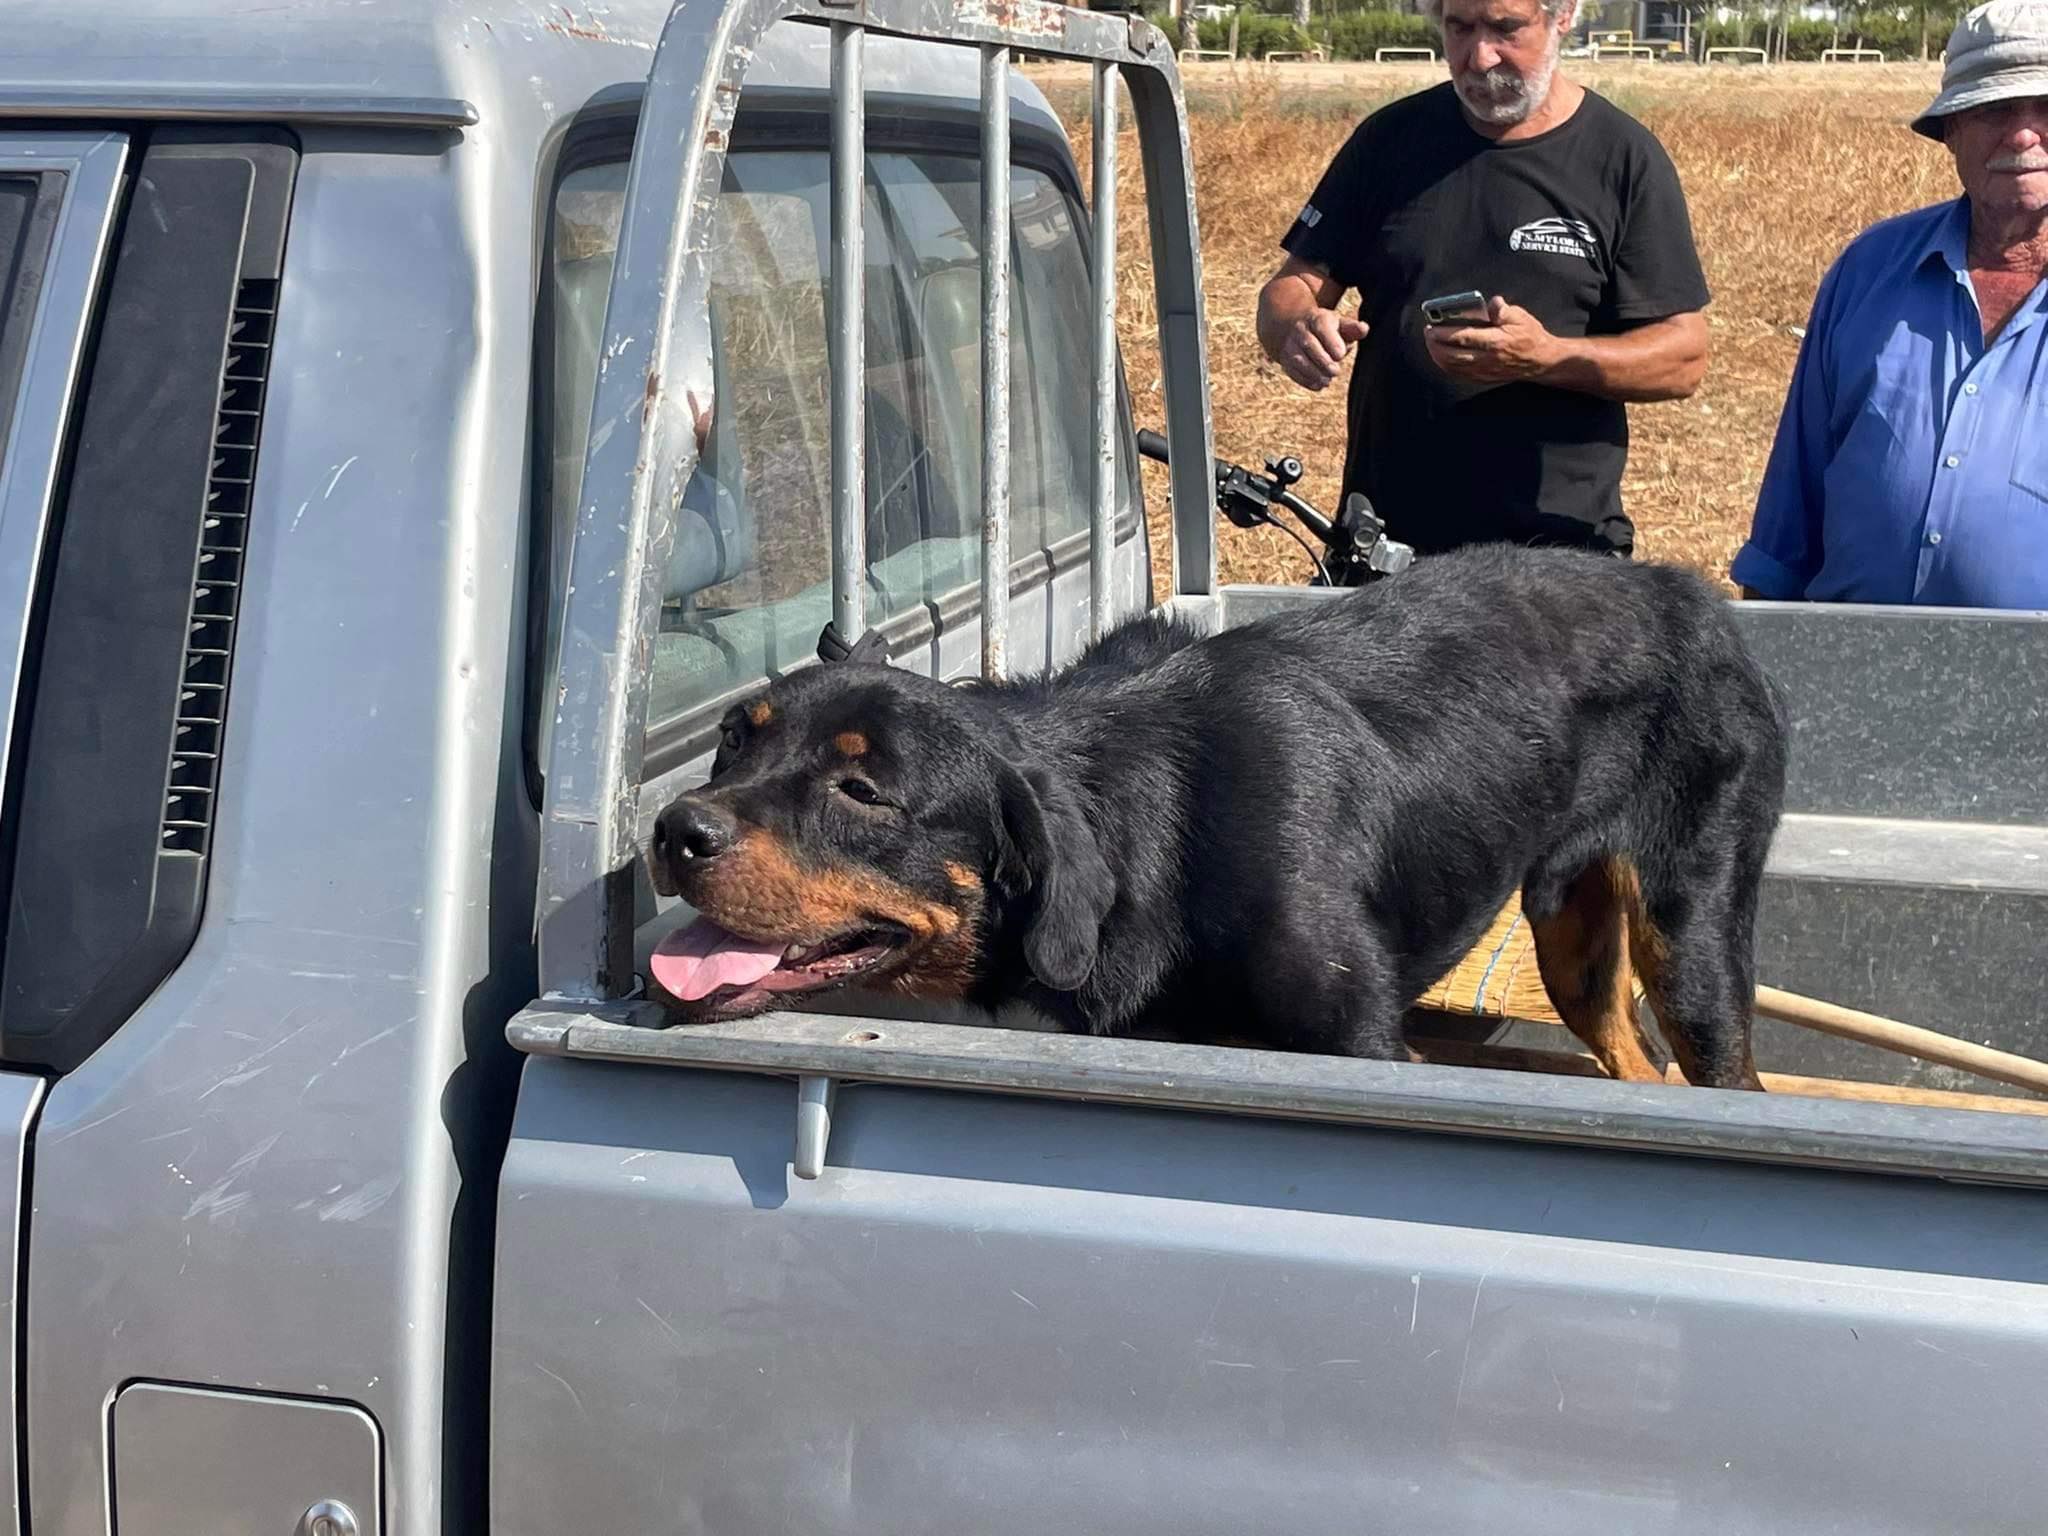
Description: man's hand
xmin=1277 ymin=309 xmax=1369 ymax=392
xmin=1423 ymin=296 xmax=1562 ymax=386
xmin=1257 ymin=255 xmax=1365 ymax=393
xmin=1427 ymin=303 xmax=1711 ymax=402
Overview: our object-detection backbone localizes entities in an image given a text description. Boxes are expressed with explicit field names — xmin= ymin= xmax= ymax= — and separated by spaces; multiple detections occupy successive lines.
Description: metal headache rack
xmin=538 ymin=0 xmax=1217 ymax=1007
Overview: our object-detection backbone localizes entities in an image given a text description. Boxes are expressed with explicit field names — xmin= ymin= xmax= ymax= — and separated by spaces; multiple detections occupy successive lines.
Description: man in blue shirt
xmin=1733 ymin=0 xmax=2048 ymax=610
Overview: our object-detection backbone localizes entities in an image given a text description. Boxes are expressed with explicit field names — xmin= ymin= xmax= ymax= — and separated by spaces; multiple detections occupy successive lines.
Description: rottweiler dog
xmin=644 ymin=544 xmax=1789 ymax=1089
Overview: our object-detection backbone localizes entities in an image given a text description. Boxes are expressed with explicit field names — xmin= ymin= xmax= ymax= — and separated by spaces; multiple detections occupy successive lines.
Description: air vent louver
xmin=162 ymin=278 xmax=275 ymax=859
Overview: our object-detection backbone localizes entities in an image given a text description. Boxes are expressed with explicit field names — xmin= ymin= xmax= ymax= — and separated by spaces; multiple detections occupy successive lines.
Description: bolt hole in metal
xmin=843 ymin=1028 xmax=882 ymax=1044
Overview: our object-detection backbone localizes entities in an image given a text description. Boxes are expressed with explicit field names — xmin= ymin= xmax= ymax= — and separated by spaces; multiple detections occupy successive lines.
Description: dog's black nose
xmin=653 ymin=798 xmax=736 ymax=865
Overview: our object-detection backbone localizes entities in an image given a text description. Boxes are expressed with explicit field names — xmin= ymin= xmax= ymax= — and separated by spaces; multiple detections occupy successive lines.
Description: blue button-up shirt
xmin=1733 ymin=197 xmax=2048 ymax=610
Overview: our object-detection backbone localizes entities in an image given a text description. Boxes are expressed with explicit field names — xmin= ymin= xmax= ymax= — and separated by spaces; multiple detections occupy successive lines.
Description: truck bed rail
xmin=509 ymin=1004 xmax=2048 ymax=1186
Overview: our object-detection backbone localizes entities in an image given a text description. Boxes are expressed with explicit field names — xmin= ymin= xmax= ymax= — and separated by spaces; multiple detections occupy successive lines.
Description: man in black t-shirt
xmin=1255 ymin=0 xmax=1711 ymax=556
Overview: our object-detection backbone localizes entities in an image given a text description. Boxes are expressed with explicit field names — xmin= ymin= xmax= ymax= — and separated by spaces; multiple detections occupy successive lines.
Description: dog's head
xmin=644 ymin=660 xmax=1114 ymax=1021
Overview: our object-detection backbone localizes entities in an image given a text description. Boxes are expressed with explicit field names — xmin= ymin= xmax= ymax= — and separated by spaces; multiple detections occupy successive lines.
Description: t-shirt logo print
xmin=1509 ymin=216 xmax=1599 ymax=261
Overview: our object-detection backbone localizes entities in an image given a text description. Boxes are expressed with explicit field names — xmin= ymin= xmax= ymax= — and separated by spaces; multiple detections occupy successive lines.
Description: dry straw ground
xmin=1030 ymin=60 xmax=1956 ymax=594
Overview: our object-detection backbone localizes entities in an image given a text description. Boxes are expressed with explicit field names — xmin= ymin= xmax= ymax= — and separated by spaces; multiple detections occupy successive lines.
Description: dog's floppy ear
xmin=993 ymin=758 xmax=1114 ymax=992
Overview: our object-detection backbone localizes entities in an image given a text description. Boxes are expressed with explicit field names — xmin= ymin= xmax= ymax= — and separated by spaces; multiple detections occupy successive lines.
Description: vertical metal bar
xmin=979 ymin=42 xmax=1011 ymax=680
xmin=1089 ymin=60 xmax=1119 ymax=640
xmin=830 ymin=20 xmax=867 ymax=650
xmin=1127 ymin=61 xmax=1217 ymax=598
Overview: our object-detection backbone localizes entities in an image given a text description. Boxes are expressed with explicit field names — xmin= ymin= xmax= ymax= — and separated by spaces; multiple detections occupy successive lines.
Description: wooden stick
xmin=1753 ymin=984 xmax=2048 ymax=1098
xmin=1675 ymin=1064 xmax=2048 ymax=1116
xmin=1417 ymin=1036 xmax=2048 ymax=1116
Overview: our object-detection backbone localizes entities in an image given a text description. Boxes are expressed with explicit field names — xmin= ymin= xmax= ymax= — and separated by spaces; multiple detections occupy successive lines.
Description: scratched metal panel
xmin=1726 ymin=602 xmax=2048 ymax=825
xmin=495 ymin=1060 xmax=2048 ymax=1536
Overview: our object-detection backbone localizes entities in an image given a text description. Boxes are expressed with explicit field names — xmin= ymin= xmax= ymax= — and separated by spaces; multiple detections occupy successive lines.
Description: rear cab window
xmin=535 ymin=113 xmax=1142 ymax=778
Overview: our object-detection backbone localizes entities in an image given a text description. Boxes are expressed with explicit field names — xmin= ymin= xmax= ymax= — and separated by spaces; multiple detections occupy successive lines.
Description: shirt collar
xmin=1914 ymin=196 xmax=2048 ymax=339
xmin=1916 ymin=196 xmax=1973 ymax=276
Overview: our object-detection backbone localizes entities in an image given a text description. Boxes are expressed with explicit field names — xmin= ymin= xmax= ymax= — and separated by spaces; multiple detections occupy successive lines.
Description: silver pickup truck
xmin=2 ymin=1 xmax=2045 ymax=1532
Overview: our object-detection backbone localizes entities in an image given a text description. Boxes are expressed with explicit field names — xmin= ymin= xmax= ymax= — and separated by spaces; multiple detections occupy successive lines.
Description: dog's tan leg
xmin=1530 ymin=861 xmax=1665 ymax=1084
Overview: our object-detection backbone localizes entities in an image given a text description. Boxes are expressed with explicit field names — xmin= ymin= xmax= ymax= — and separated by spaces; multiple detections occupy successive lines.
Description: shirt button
xmin=1946 ymin=455 xmax=1961 ymax=468
xmin=1965 ymin=382 xmax=1979 ymax=395
xmin=1928 ymin=530 xmax=1944 ymax=546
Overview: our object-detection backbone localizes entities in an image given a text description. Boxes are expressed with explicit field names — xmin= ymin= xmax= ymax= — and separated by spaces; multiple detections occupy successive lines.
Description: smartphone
xmin=1420 ymin=289 xmax=1490 ymax=326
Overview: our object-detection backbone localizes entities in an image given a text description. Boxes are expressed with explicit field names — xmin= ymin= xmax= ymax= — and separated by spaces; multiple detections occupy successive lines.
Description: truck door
xmin=0 ymin=130 xmax=127 ymax=1536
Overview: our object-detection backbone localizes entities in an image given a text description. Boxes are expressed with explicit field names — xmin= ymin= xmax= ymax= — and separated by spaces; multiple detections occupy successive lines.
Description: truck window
xmin=537 ymin=139 xmax=1135 ymax=771
xmin=0 ymin=174 xmax=62 ymax=460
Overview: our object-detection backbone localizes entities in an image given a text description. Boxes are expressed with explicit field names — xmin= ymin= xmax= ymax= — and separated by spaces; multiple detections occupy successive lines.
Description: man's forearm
xmin=1536 ymin=313 xmax=1709 ymax=403
xmin=1257 ymin=270 xmax=1329 ymax=363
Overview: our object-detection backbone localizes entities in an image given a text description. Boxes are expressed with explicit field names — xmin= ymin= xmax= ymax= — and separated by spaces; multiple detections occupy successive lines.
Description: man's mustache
xmin=1458 ymin=67 xmax=1529 ymax=96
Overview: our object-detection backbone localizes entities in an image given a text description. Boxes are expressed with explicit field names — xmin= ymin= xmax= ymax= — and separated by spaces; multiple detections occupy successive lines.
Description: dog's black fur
xmin=647 ymin=545 xmax=1789 ymax=1089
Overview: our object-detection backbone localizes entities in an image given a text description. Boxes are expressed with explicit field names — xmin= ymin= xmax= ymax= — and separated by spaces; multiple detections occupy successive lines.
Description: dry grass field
xmin=1027 ymin=60 xmax=1956 ymax=593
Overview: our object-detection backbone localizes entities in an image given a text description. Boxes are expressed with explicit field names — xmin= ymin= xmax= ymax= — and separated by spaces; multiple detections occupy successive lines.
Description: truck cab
xmin=1 ymin=1 xmax=2044 ymax=1533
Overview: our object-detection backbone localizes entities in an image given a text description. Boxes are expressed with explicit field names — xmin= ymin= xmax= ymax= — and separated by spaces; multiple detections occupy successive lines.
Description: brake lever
xmin=1215 ymin=461 xmax=1280 ymax=531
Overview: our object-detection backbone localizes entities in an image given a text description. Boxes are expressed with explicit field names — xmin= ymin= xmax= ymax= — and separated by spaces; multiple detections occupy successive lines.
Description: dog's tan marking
xmin=834 ymin=730 xmax=869 ymax=759
xmin=944 ymin=861 xmax=982 ymax=891
xmin=695 ymin=831 xmax=960 ymax=938
xmin=747 ymin=699 xmax=773 ymax=728
xmin=686 ymin=828 xmax=983 ymax=1000
xmin=1531 ymin=860 xmax=1665 ymax=1084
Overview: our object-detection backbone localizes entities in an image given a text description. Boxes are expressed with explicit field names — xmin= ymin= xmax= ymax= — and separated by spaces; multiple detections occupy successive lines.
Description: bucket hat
xmin=1913 ymin=0 xmax=2048 ymax=139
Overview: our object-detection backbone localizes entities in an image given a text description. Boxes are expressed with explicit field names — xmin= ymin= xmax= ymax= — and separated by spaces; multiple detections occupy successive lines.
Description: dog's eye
xmin=833 ymin=775 xmax=890 ymax=808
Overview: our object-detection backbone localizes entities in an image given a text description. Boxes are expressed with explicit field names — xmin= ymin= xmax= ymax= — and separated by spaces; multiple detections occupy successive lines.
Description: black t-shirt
xmin=1280 ymin=83 xmax=1709 ymax=555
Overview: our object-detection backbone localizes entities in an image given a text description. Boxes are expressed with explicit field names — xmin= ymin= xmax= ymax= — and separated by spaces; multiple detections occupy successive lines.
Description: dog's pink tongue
xmin=650 ymin=916 xmax=786 ymax=1002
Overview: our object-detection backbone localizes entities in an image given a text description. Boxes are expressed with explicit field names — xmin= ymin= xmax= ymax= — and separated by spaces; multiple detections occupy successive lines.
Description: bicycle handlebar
xmin=1131 ymin=427 xmax=1413 ymax=586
